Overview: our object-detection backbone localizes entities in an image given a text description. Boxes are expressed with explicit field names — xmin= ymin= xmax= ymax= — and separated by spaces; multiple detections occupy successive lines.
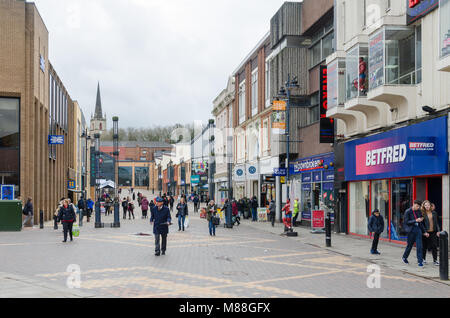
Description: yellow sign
xmin=280 ymin=177 xmax=286 ymax=184
xmin=273 ymin=100 xmax=287 ymax=111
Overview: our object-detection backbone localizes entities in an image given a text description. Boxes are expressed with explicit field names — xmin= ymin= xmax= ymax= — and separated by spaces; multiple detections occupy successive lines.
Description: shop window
xmin=135 ymin=167 xmax=149 ymax=187
xmin=346 ymin=44 xmax=368 ymax=100
xmin=349 ymin=181 xmax=370 ymax=236
xmin=301 ymin=184 xmax=312 ymax=217
xmin=371 ymin=180 xmax=390 ymax=239
xmin=0 ymin=98 xmax=20 ymax=198
xmin=368 ymin=26 xmax=421 ymax=90
xmin=327 ymin=59 xmax=346 ymax=109
xmin=440 ymin=0 xmax=450 ymax=58
xmin=391 ymin=179 xmax=412 ymax=241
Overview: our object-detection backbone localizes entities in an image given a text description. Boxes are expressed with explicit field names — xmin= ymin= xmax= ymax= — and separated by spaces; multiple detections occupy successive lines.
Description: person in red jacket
xmin=282 ymin=199 xmax=292 ymax=232
xmin=232 ymin=199 xmax=240 ymax=226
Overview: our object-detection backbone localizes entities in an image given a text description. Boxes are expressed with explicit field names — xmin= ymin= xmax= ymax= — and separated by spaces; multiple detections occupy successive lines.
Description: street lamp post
xmin=81 ymin=129 xmax=91 ymax=224
xmin=278 ymin=74 xmax=299 ymax=202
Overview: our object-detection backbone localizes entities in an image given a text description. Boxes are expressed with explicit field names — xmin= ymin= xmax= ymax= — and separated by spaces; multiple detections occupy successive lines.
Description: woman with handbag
xmin=206 ymin=200 xmax=218 ymax=236
xmin=176 ymin=197 xmax=188 ymax=232
xmin=57 ymin=199 xmax=76 ymax=243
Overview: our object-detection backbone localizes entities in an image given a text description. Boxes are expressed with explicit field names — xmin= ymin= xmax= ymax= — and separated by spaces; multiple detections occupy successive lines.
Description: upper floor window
xmin=309 ymin=21 xmax=335 ymax=69
xmin=251 ymin=69 xmax=258 ymax=117
xmin=440 ymin=0 xmax=450 ymax=59
xmin=238 ymin=81 xmax=246 ymax=125
xmin=265 ymin=60 xmax=271 ymax=107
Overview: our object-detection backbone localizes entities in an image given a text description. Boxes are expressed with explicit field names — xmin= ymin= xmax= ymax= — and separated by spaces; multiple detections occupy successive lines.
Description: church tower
xmin=90 ymin=82 xmax=107 ymax=136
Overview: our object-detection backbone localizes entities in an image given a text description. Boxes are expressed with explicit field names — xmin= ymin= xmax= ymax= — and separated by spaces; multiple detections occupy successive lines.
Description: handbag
xmin=72 ymin=224 xmax=80 ymax=238
xmin=212 ymin=216 xmax=220 ymax=226
xmin=184 ymin=217 xmax=190 ymax=228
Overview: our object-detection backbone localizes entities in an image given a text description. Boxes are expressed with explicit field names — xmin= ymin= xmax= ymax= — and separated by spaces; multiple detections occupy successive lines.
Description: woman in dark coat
xmin=58 ymin=199 xmax=76 ymax=243
xmin=22 ymin=197 xmax=34 ymax=227
xmin=128 ymin=199 xmax=135 ymax=220
xmin=176 ymin=197 xmax=188 ymax=231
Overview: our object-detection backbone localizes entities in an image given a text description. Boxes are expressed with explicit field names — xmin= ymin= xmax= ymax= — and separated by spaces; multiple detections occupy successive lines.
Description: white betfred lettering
xmin=366 ymin=151 xmax=372 ymax=167
xmin=364 ymin=143 xmax=407 ymax=167
xmin=399 ymin=144 xmax=407 ymax=162
xmin=393 ymin=145 xmax=400 ymax=163
xmin=386 ymin=147 xmax=393 ymax=164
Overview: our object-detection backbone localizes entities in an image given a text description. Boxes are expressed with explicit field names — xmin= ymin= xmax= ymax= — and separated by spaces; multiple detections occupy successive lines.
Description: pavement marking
xmin=242 ymin=251 xmax=326 ymax=261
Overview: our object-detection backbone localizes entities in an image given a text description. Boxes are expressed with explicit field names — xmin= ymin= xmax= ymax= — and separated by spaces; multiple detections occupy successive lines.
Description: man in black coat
xmin=121 ymin=198 xmax=128 ymax=219
xmin=150 ymin=197 xmax=172 ymax=256
xmin=368 ymin=209 xmax=384 ymax=255
xmin=402 ymin=200 xmax=427 ymax=267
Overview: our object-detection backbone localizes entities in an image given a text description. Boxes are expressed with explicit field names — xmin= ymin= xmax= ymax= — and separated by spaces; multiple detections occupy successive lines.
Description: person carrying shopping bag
xmin=206 ymin=200 xmax=218 ymax=236
xmin=57 ymin=199 xmax=77 ymax=243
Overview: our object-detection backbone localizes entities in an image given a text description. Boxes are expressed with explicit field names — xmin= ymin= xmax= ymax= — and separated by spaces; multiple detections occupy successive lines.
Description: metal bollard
xmin=113 ymin=202 xmax=120 ymax=228
xmin=325 ymin=212 xmax=332 ymax=247
xmin=79 ymin=209 xmax=83 ymax=227
xmin=439 ymin=231 xmax=448 ymax=281
xmin=95 ymin=200 xmax=104 ymax=228
xmin=39 ymin=210 xmax=44 ymax=229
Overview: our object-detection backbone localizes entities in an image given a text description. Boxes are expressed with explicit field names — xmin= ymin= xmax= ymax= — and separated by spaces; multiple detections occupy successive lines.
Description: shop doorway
xmin=415 ymin=176 xmax=443 ymax=230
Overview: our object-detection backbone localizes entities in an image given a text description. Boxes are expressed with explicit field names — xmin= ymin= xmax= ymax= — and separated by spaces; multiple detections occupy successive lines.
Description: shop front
xmin=260 ymin=157 xmax=279 ymax=207
xmin=290 ymin=153 xmax=335 ymax=223
xmin=345 ymin=116 xmax=449 ymax=242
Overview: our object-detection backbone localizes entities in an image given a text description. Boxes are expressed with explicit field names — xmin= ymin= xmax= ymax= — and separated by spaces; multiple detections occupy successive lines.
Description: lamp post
xmin=81 ymin=129 xmax=91 ymax=224
xmin=278 ymin=74 xmax=299 ymax=202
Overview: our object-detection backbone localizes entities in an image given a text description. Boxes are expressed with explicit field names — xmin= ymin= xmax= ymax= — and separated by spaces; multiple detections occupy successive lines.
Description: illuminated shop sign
xmin=407 ymin=0 xmax=439 ymax=25
xmin=345 ymin=116 xmax=448 ymax=181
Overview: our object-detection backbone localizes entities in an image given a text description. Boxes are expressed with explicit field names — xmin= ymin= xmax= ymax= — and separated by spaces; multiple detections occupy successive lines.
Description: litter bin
xmin=0 ymin=200 xmax=23 ymax=231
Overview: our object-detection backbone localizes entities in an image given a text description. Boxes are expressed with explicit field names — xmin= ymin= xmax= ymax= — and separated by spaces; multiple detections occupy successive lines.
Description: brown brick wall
xmin=301 ymin=0 xmax=334 ymax=35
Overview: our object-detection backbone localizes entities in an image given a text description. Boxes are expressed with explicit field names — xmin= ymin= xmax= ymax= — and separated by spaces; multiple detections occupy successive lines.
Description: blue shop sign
xmin=273 ymin=168 xmax=287 ymax=177
xmin=323 ymin=171 xmax=335 ymax=182
xmin=191 ymin=175 xmax=200 ymax=184
xmin=302 ymin=184 xmax=312 ymax=191
xmin=302 ymin=173 xmax=312 ymax=183
xmin=290 ymin=153 xmax=334 ymax=175
xmin=48 ymin=135 xmax=64 ymax=145
xmin=313 ymin=171 xmax=322 ymax=182
xmin=302 ymin=211 xmax=311 ymax=221
xmin=345 ymin=116 xmax=449 ymax=181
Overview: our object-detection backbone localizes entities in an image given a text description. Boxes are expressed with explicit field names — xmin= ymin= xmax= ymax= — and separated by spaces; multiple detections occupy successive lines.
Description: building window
xmin=369 ymin=26 xmax=421 ymax=90
xmin=349 ymin=181 xmax=370 ymax=236
xmin=440 ymin=0 xmax=450 ymax=58
xmin=265 ymin=60 xmax=271 ymax=107
xmin=251 ymin=69 xmax=258 ymax=117
xmin=309 ymin=22 xmax=335 ymax=69
xmin=118 ymin=167 xmax=133 ymax=186
xmin=308 ymin=93 xmax=320 ymax=125
xmin=371 ymin=180 xmax=390 ymax=239
xmin=238 ymin=81 xmax=246 ymax=125
xmin=0 ymin=98 xmax=20 ymax=198
xmin=135 ymin=167 xmax=149 ymax=187
xmin=327 ymin=58 xmax=346 ymax=109
xmin=346 ymin=44 xmax=368 ymax=100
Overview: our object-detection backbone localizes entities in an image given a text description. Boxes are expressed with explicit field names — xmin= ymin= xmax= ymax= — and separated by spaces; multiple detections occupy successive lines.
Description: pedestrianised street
xmin=0 ymin=192 xmax=448 ymax=298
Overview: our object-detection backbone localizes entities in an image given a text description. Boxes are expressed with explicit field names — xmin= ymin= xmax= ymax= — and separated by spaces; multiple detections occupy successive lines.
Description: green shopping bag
xmin=72 ymin=224 xmax=80 ymax=238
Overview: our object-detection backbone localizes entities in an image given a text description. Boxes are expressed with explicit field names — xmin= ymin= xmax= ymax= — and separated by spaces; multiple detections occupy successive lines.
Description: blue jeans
xmin=403 ymin=226 xmax=424 ymax=264
xmin=251 ymin=208 xmax=257 ymax=221
xmin=209 ymin=220 xmax=216 ymax=236
xmin=178 ymin=215 xmax=186 ymax=230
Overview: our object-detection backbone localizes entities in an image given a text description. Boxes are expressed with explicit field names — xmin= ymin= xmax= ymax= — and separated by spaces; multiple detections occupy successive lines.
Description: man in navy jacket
xmin=402 ymin=200 xmax=428 ymax=267
xmin=150 ymin=197 xmax=172 ymax=256
xmin=368 ymin=209 xmax=384 ymax=255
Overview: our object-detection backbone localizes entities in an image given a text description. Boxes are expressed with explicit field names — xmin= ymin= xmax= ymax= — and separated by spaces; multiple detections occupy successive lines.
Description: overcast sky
xmin=32 ymin=0 xmax=297 ymax=129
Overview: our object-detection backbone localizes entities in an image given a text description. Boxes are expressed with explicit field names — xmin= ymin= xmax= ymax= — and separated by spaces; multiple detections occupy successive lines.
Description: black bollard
xmin=95 ymin=200 xmax=104 ymax=228
xmin=325 ymin=212 xmax=332 ymax=247
xmin=439 ymin=231 xmax=448 ymax=281
xmin=39 ymin=210 xmax=44 ymax=229
xmin=113 ymin=202 xmax=120 ymax=228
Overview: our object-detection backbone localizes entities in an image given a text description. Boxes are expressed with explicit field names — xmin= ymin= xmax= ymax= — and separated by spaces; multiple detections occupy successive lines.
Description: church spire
xmin=94 ymin=82 xmax=103 ymax=119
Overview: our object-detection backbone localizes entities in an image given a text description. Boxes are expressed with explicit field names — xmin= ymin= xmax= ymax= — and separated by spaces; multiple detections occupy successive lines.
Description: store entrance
xmin=415 ymin=176 xmax=443 ymax=230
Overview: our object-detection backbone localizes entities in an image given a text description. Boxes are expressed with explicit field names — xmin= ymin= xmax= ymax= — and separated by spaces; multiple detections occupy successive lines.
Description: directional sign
xmin=48 ymin=135 xmax=64 ymax=145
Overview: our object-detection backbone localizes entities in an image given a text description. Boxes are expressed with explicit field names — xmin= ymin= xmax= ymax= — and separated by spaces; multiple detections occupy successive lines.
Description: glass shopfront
xmin=135 ymin=167 xmax=149 ymax=187
xmin=345 ymin=116 xmax=448 ymax=242
xmin=290 ymin=154 xmax=335 ymax=221
xmin=327 ymin=58 xmax=346 ymax=109
xmin=0 ymin=98 xmax=20 ymax=198
xmin=118 ymin=167 xmax=132 ymax=187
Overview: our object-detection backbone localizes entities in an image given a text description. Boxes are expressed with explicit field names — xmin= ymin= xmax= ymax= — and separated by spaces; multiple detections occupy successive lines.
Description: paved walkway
xmin=0 ymin=189 xmax=448 ymax=298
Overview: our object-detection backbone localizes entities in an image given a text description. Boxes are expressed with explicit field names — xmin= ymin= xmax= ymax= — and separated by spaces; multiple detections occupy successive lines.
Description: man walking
xmin=77 ymin=196 xmax=86 ymax=224
xmin=121 ymin=198 xmax=128 ymax=219
xmin=402 ymin=200 xmax=428 ymax=267
xmin=268 ymin=198 xmax=276 ymax=227
xmin=22 ymin=197 xmax=34 ymax=227
xmin=251 ymin=196 xmax=258 ymax=222
xmin=368 ymin=209 xmax=384 ymax=255
xmin=150 ymin=197 xmax=172 ymax=256
xmin=193 ymin=194 xmax=199 ymax=213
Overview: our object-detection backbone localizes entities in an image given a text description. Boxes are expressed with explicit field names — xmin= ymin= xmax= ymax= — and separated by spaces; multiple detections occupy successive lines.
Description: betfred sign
xmin=345 ymin=116 xmax=448 ymax=181
xmin=407 ymin=0 xmax=438 ymax=25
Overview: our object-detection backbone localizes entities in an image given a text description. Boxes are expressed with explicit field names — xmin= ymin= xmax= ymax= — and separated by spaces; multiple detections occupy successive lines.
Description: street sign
xmin=48 ymin=135 xmax=64 ymax=145
xmin=273 ymin=168 xmax=287 ymax=176
xmin=68 ymin=180 xmax=76 ymax=190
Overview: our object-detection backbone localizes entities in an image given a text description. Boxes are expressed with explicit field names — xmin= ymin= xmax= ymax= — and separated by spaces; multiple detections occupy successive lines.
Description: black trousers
xmin=155 ymin=234 xmax=167 ymax=254
xmin=423 ymin=231 xmax=438 ymax=262
xmin=142 ymin=209 xmax=148 ymax=218
xmin=269 ymin=212 xmax=275 ymax=226
xmin=371 ymin=233 xmax=381 ymax=252
xmin=63 ymin=222 xmax=73 ymax=241
xmin=123 ymin=207 xmax=127 ymax=219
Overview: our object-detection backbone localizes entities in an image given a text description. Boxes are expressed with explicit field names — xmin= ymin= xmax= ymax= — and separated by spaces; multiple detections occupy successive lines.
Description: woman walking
xmin=141 ymin=196 xmax=149 ymax=219
xmin=206 ymin=200 xmax=218 ymax=236
xmin=128 ymin=198 xmax=135 ymax=220
xmin=22 ymin=197 xmax=34 ymax=227
xmin=421 ymin=201 xmax=441 ymax=265
xmin=176 ymin=197 xmax=189 ymax=231
xmin=57 ymin=199 xmax=76 ymax=243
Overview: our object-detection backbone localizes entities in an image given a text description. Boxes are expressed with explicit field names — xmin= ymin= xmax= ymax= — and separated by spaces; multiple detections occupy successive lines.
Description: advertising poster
xmin=312 ymin=210 xmax=325 ymax=229
xmin=257 ymin=208 xmax=268 ymax=222
xmin=369 ymin=31 xmax=384 ymax=90
xmin=272 ymin=100 xmax=286 ymax=134
xmin=319 ymin=66 xmax=334 ymax=143
xmin=1 ymin=185 xmax=15 ymax=200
